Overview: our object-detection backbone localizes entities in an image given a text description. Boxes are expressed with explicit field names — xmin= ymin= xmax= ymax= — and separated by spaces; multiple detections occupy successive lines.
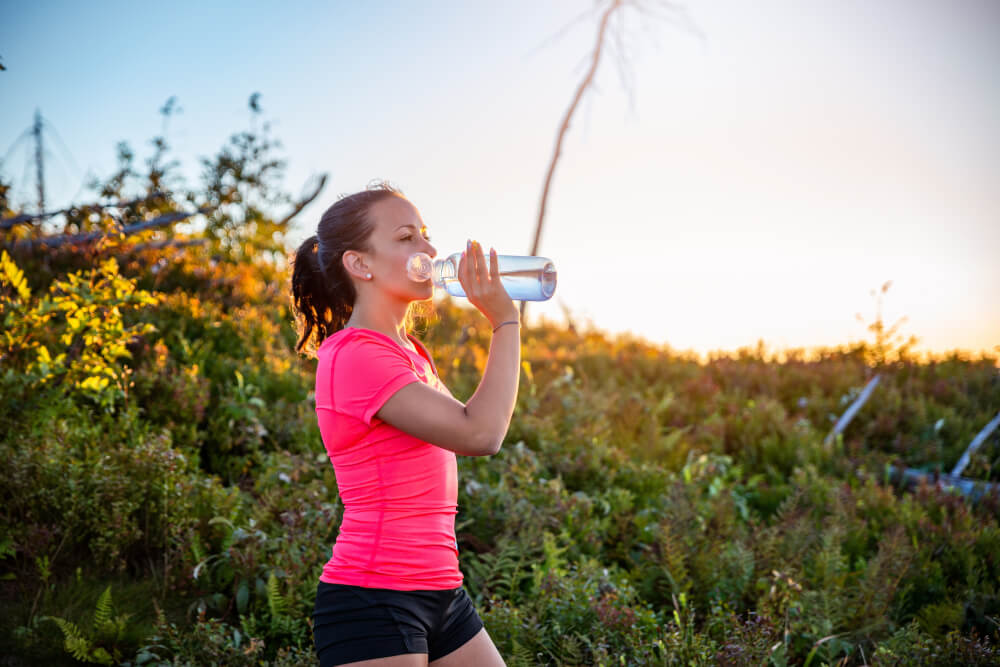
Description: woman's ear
xmin=341 ymin=250 xmax=369 ymax=281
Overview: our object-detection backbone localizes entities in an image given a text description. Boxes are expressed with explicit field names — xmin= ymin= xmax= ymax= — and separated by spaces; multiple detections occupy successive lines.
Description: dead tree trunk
xmin=522 ymin=0 xmax=624 ymax=322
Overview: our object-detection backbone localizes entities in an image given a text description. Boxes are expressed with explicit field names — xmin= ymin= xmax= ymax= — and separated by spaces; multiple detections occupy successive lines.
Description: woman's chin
xmin=405 ymin=281 xmax=434 ymax=301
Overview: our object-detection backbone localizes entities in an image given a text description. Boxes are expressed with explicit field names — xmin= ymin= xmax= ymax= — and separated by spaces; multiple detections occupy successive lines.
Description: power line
xmin=1 ymin=109 xmax=85 ymax=215
xmin=33 ymin=109 xmax=45 ymax=213
xmin=41 ymin=116 xmax=82 ymax=182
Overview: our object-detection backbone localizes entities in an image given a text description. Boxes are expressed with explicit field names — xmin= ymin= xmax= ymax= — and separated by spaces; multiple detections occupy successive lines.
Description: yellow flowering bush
xmin=1 ymin=250 xmax=162 ymax=412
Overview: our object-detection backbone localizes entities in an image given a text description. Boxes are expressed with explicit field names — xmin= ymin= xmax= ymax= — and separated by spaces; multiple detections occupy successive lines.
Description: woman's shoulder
xmin=319 ymin=327 xmax=416 ymax=360
xmin=406 ymin=333 xmax=434 ymax=360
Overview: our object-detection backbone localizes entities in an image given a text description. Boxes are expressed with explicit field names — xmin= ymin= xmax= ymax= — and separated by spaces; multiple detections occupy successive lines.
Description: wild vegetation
xmin=2 ymin=101 xmax=998 ymax=665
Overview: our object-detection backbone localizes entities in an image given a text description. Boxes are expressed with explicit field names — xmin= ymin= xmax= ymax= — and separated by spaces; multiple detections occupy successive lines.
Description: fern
xmin=849 ymin=525 xmax=913 ymax=630
xmin=41 ymin=584 xmax=130 ymax=665
xmin=557 ymin=632 xmax=585 ymax=665
xmin=533 ymin=531 xmax=568 ymax=590
xmin=48 ymin=617 xmax=95 ymax=663
xmin=466 ymin=539 xmax=533 ymax=604
xmin=659 ymin=523 xmax=692 ymax=596
xmin=804 ymin=525 xmax=851 ymax=620
xmin=710 ymin=540 xmax=755 ymax=602
xmin=499 ymin=547 xmax=529 ymax=599
xmin=93 ymin=585 xmax=112 ymax=633
xmin=267 ymin=571 xmax=289 ymax=618
xmin=507 ymin=638 xmax=536 ymax=667
xmin=915 ymin=601 xmax=967 ymax=637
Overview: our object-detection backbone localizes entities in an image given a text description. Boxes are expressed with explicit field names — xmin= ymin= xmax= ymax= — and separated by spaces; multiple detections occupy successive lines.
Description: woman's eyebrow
xmin=395 ymin=224 xmax=428 ymax=232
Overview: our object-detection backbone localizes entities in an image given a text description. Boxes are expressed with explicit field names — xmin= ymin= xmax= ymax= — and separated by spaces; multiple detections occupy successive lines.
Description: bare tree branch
xmin=276 ymin=173 xmax=328 ymax=227
xmin=0 ymin=191 xmax=169 ymax=230
xmin=522 ymin=0 xmax=625 ymax=320
xmin=521 ymin=0 xmax=699 ymax=321
xmin=531 ymin=0 xmax=623 ymax=259
xmin=523 ymin=4 xmax=604 ymax=59
xmin=8 ymin=206 xmax=214 ymax=251
xmin=126 ymin=237 xmax=209 ymax=254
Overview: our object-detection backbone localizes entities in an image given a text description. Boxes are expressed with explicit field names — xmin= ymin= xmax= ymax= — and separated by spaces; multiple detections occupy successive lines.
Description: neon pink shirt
xmin=314 ymin=326 xmax=463 ymax=590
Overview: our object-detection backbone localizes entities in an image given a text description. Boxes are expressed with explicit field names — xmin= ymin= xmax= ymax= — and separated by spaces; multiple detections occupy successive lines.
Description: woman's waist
xmin=341 ymin=501 xmax=457 ymax=516
xmin=334 ymin=520 xmax=459 ymax=554
xmin=339 ymin=506 xmax=457 ymax=530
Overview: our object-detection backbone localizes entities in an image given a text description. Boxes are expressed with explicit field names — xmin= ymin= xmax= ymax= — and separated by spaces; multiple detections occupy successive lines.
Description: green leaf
xmin=0 ymin=250 xmax=31 ymax=301
xmin=237 ymin=580 xmax=249 ymax=614
xmin=91 ymin=646 xmax=114 ymax=665
xmin=79 ymin=375 xmax=110 ymax=392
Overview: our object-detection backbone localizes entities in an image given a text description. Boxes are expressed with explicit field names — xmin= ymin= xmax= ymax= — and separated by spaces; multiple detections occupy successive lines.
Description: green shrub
xmin=481 ymin=559 xmax=662 ymax=665
xmin=130 ymin=604 xmax=265 ymax=667
xmin=1 ymin=402 xmax=239 ymax=576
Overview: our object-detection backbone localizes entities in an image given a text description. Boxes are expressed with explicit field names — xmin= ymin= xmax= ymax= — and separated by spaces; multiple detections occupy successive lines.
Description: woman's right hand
xmin=458 ymin=239 xmax=519 ymax=329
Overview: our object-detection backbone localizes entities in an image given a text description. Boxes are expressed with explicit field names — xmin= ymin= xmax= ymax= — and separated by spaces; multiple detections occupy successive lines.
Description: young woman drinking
xmin=290 ymin=182 xmax=518 ymax=667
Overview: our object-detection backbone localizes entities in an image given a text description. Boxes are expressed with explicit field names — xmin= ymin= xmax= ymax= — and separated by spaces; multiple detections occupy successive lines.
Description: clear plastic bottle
xmin=406 ymin=251 xmax=557 ymax=301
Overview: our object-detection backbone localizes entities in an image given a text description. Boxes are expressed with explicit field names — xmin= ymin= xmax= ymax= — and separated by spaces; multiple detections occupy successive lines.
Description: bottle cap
xmin=406 ymin=252 xmax=433 ymax=282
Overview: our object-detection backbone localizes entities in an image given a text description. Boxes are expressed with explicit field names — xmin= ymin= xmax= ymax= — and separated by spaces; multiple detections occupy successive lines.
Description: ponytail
xmin=291 ymin=234 xmax=354 ymax=354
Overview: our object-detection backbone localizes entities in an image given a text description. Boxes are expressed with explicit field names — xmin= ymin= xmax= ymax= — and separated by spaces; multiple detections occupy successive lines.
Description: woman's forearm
xmin=464 ymin=323 xmax=521 ymax=454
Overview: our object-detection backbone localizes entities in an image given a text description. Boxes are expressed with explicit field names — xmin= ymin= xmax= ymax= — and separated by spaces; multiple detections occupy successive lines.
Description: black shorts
xmin=312 ymin=581 xmax=485 ymax=666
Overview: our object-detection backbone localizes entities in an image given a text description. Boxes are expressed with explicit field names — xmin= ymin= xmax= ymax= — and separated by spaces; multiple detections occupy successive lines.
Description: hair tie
xmin=313 ymin=237 xmax=329 ymax=277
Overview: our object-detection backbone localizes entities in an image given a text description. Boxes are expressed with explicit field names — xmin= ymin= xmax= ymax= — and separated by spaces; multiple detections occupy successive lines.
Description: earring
xmin=365 ymin=273 xmax=372 ymax=280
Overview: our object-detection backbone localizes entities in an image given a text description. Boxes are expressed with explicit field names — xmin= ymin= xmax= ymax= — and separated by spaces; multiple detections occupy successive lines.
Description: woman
xmin=291 ymin=182 xmax=519 ymax=667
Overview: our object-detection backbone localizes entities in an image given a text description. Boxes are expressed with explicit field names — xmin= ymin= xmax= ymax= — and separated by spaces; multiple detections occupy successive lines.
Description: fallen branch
xmin=878 ymin=464 xmax=999 ymax=502
xmin=824 ymin=374 xmax=882 ymax=446
xmin=0 ymin=191 xmax=169 ymax=230
xmin=7 ymin=206 xmax=214 ymax=252
xmin=951 ymin=409 xmax=1000 ymax=477
xmin=126 ymin=237 xmax=209 ymax=254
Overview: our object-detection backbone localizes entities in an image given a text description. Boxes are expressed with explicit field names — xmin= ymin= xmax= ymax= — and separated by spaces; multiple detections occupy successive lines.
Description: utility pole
xmin=32 ymin=109 xmax=45 ymax=214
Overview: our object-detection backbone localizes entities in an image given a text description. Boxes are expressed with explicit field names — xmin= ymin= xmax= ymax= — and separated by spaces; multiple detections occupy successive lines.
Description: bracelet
xmin=492 ymin=319 xmax=520 ymax=333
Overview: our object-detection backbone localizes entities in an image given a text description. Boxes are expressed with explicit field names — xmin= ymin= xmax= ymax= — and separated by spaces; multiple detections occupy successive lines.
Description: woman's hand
xmin=458 ymin=239 xmax=519 ymax=329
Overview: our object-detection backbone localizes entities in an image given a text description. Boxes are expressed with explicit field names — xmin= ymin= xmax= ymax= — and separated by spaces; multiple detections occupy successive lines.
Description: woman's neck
xmin=344 ymin=316 xmax=411 ymax=349
xmin=345 ymin=294 xmax=414 ymax=349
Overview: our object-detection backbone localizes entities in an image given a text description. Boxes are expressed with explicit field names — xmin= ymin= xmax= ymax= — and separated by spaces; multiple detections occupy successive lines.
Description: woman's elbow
xmin=481 ymin=437 xmax=502 ymax=457
xmin=462 ymin=431 xmax=501 ymax=457
xmin=462 ymin=408 xmax=502 ymax=456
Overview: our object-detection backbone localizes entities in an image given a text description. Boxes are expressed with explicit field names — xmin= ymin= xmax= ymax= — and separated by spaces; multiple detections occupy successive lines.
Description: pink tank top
xmin=314 ymin=326 xmax=463 ymax=590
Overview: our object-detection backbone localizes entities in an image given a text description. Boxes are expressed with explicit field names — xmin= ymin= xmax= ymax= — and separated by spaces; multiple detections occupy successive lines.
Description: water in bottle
xmin=406 ymin=251 xmax=557 ymax=301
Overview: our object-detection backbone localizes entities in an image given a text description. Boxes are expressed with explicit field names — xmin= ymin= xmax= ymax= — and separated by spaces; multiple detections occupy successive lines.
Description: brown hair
xmin=290 ymin=181 xmax=407 ymax=354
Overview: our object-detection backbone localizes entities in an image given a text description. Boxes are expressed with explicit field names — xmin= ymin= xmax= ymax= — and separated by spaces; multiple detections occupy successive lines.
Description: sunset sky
xmin=3 ymin=0 xmax=998 ymax=362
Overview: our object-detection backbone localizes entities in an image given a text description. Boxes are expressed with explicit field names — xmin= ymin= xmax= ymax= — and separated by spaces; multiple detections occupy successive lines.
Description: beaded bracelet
xmin=492 ymin=320 xmax=520 ymax=334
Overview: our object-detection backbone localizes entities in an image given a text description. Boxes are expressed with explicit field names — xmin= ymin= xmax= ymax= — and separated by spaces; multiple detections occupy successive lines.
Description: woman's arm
xmin=376 ymin=321 xmax=520 ymax=456
xmin=375 ymin=240 xmax=521 ymax=456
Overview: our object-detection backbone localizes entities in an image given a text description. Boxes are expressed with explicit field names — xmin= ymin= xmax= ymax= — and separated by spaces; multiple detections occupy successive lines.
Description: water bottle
xmin=406 ymin=251 xmax=557 ymax=301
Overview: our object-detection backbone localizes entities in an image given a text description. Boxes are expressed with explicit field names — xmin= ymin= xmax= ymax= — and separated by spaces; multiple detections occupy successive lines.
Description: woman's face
xmin=362 ymin=195 xmax=438 ymax=300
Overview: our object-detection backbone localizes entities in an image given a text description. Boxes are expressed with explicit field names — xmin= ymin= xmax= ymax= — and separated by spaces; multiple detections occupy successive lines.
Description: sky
xmin=2 ymin=0 xmax=998 ymax=362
